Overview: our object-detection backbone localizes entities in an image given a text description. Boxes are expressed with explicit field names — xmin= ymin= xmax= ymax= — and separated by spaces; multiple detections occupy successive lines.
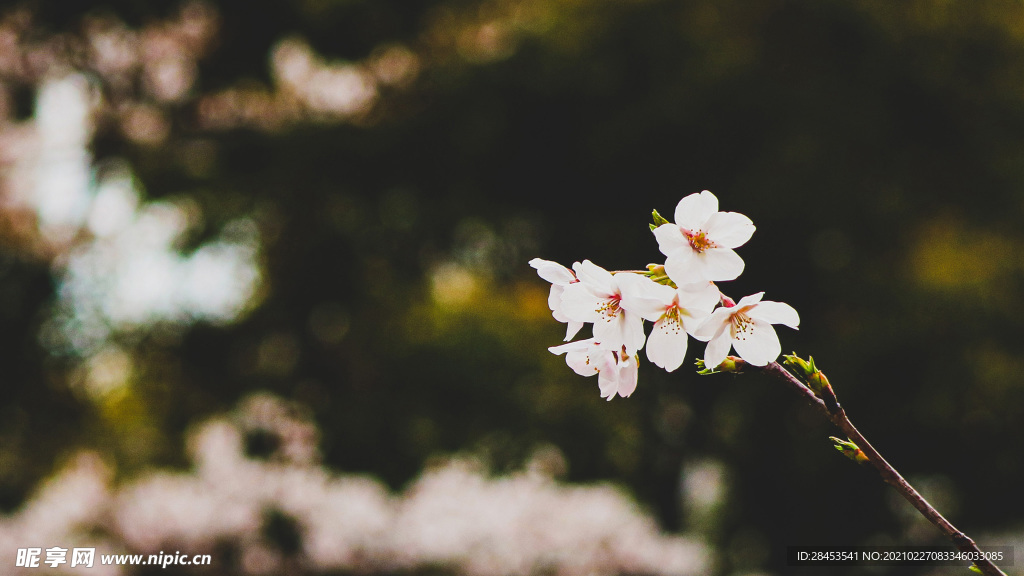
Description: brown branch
xmin=757 ymin=361 xmax=1007 ymax=576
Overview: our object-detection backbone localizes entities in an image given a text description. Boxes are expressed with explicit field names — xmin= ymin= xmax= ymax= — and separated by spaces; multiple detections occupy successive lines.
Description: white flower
xmin=653 ymin=190 xmax=755 ymax=283
xmin=549 ymin=339 xmax=639 ymax=400
xmin=529 ymin=258 xmax=584 ymax=341
xmin=693 ymin=292 xmax=799 ymax=368
xmin=559 ymin=260 xmax=647 ymax=354
xmin=626 ymin=281 xmax=721 ymax=372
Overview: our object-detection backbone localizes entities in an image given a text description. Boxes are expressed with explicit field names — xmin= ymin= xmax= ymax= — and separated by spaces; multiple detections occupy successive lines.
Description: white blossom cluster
xmin=532 ymin=190 xmax=800 ymax=400
xmin=0 ymin=394 xmax=709 ymax=576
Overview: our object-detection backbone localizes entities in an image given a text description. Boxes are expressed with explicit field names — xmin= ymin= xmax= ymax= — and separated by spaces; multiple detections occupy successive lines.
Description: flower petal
xmin=749 ymin=301 xmax=800 ymax=329
xmin=677 ymin=306 xmax=712 ymax=336
xmin=548 ymin=339 xmax=593 ymax=355
xmin=593 ymin=311 xmax=646 ymax=355
xmin=663 ymin=248 xmax=698 ymax=285
xmin=564 ymin=349 xmax=598 ymax=375
xmin=549 ymin=339 xmax=601 ymax=376
xmin=623 ymin=314 xmax=647 ymax=353
xmin=564 ymin=320 xmax=584 ymax=341
xmin=674 ymin=190 xmax=718 ymax=231
xmin=529 ymin=258 xmax=576 ymax=285
xmin=653 ymin=223 xmax=689 ymax=256
xmin=597 ymin=365 xmax=619 ymax=400
xmin=703 ymin=330 xmax=733 ymax=369
xmin=733 ymin=292 xmax=765 ymax=309
xmin=697 ymin=248 xmax=745 ymax=281
xmin=646 ymin=319 xmax=688 ymax=372
xmin=548 ymin=285 xmax=568 ymax=320
xmin=693 ymin=306 xmax=731 ymax=341
xmin=732 ymin=320 xmax=781 ymax=366
xmin=559 ymin=282 xmax=603 ymax=323
xmin=616 ymin=358 xmax=639 ymax=398
xmin=574 ymin=260 xmax=615 ymax=294
xmin=704 ymin=211 xmax=755 ymax=249
xmin=676 ymin=282 xmax=721 ymax=314
xmin=620 ymin=275 xmax=675 ymax=321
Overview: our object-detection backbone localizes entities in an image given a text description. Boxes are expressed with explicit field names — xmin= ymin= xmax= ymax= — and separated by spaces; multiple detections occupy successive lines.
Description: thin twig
xmin=758 ymin=361 xmax=1007 ymax=576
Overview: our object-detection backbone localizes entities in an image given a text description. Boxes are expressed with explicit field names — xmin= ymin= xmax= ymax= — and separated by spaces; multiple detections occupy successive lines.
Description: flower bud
xmin=830 ymin=436 xmax=869 ymax=464
xmin=782 ymin=353 xmax=832 ymax=395
xmin=651 ymin=209 xmax=671 ymax=228
xmin=644 ymin=264 xmax=674 ymax=286
xmin=696 ymin=355 xmax=745 ymax=375
xmin=782 ymin=353 xmax=812 ymax=375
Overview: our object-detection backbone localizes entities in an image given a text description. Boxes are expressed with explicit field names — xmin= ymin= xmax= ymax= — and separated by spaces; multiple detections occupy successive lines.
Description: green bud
xmin=781 ymin=353 xmax=811 ymax=376
xmin=644 ymin=264 xmax=676 ymax=287
xmin=782 ymin=353 xmax=833 ymax=396
xmin=696 ymin=356 xmax=745 ymax=375
xmin=969 ymin=565 xmax=983 ymax=574
xmin=695 ymin=358 xmax=716 ymax=375
xmin=651 ymin=209 xmax=671 ymax=228
xmin=782 ymin=353 xmax=812 ymax=374
xmin=830 ymin=436 xmax=868 ymax=464
xmin=807 ymin=371 xmax=831 ymax=394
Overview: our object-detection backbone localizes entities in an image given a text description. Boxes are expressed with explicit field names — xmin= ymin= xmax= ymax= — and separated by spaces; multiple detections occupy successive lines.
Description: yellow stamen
xmin=729 ymin=308 xmax=755 ymax=340
xmin=686 ymin=230 xmax=717 ymax=253
xmin=596 ymin=296 xmax=622 ymax=320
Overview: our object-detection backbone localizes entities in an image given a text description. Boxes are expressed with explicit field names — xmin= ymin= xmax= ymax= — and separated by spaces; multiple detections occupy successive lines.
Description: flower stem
xmin=759 ymin=361 xmax=1007 ymax=576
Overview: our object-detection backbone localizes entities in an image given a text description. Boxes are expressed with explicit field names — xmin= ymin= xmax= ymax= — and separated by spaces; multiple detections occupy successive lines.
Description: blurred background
xmin=1 ymin=0 xmax=1023 ymax=574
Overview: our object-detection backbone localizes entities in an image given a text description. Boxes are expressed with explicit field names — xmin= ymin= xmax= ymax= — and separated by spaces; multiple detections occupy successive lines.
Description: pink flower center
xmin=685 ymin=229 xmax=718 ymax=253
xmin=660 ymin=305 xmax=685 ymax=334
xmin=596 ymin=295 xmax=622 ymax=320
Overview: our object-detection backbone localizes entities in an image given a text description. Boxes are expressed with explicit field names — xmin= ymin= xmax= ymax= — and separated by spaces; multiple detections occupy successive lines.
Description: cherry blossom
xmin=652 ymin=190 xmax=755 ymax=283
xmin=693 ymin=292 xmax=799 ymax=368
xmin=532 ymin=192 xmax=803 ymax=396
xmin=529 ymin=258 xmax=584 ymax=341
xmin=549 ymin=339 xmax=639 ymax=400
xmin=626 ymin=281 xmax=722 ymax=372
xmin=559 ymin=260 xmax=647 ymax=354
